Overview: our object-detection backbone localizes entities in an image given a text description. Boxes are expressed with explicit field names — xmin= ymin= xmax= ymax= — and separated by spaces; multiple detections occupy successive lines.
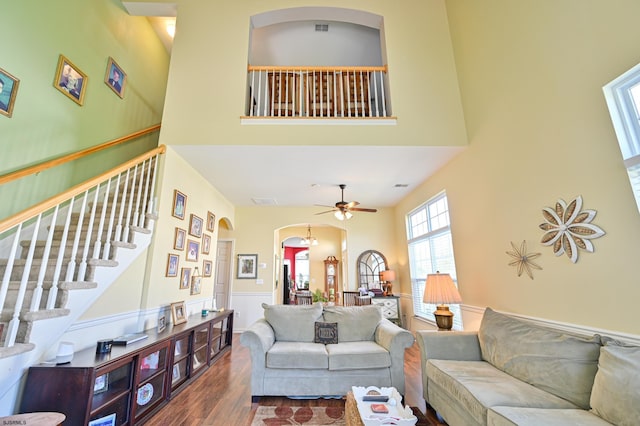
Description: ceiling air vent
xmin=251 ymin=197 xmax=278 ymax=206
xmin=315 ymin=23 xmax=329 ymax=32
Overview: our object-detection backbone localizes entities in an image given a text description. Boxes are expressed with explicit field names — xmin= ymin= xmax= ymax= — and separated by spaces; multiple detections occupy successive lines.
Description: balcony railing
xmin=245 ymin=65 xmax=391 ymax=119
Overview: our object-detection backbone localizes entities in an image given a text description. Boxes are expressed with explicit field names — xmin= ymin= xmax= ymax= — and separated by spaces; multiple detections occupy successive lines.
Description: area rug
xmin=251 ymin=406 xmax=345 ymax=425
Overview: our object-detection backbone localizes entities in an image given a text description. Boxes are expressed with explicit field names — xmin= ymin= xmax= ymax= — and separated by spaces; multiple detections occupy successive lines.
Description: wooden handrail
xmin=0 ymin=124 xmax=161 ymax=186
xmin=0 ymin=145 xmax=166 ymax=233
xmin=247 ymin=65 xmax=387 ymax=73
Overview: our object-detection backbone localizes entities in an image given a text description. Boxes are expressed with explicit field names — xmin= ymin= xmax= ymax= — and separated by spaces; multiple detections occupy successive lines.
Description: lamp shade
xmin=423 ymin=273 xmax=462 ymax=305
xmin=380 ymin=270 xmax=396 ymax=282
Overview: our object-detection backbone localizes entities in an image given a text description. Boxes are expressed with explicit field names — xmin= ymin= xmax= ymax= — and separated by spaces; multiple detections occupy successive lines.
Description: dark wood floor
xmin=145 ymin=334 xmax=446 ymax=425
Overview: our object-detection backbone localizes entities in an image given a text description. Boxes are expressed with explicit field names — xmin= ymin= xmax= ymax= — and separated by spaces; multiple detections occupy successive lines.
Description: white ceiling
xmin=172 ymin=145 xmax=465 ymax=208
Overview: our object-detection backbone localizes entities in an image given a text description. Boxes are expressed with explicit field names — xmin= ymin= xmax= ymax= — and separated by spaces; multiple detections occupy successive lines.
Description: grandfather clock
xmin=324 ymin=256 xmax=339 ymax=303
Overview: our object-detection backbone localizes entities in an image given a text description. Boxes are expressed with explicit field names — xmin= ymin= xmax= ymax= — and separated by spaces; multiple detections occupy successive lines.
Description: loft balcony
xmin=243 ymin=65 xmax=395 ymax=124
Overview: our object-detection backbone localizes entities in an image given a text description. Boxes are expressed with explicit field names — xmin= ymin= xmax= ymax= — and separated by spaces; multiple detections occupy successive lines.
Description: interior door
xmin=215 ymin=240 xmax=232 ymax=309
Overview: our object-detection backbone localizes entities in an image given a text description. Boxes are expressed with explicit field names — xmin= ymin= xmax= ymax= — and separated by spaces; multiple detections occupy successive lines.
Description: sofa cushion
xmin=262 ymin=302 xmax=323 ymax=342
xmin=326 ymin=341 xmax=390 ymax=370
xmin=266 ymin=342 xmax=328 ymax=369
xmin=589 ymin=341 xmax=640 ymax=426
xmin=322 ymin=305 xmax=382 ymax=342
xmin=314 ymin=322 xmax=338 ymax=344
xmin=487 ymin=406 xmax=612 ymax=426
xmin=426 ymin=359 xmax=577 ymax=425
xmin=478 ymin=308 xmax=601 ymax=409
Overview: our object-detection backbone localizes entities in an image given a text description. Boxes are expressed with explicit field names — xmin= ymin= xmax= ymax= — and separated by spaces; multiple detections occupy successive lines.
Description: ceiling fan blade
xmin=345 ymin=201 xmax=360 ymax=209
xmin=315 ymin=209 xmax=337 ymax=215
xmin=349 ymin=207 xmax=377 ymax=213
xmin=314 ymin=204 xmax=335 ymax=208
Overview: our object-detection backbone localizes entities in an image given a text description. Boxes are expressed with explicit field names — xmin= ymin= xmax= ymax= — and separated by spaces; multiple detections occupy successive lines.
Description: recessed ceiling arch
xmin=250 ymin=7 xmax=383 ymax=30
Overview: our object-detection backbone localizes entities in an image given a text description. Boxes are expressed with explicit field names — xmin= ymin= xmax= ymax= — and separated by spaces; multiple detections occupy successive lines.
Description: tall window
xmin=406 ymin=192 xmax=462 ymax=329
xmin=603 ymin=63 xmax=640 ymax=214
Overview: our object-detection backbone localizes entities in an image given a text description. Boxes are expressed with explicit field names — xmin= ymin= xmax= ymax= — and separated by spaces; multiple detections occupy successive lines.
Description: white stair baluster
xmin=47 ymin=197 xmax=74 ymax=309
xmin=31 ymin=206 xmax=59 ymax=312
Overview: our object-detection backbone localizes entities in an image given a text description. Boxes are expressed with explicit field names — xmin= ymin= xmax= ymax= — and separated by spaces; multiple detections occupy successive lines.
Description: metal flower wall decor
xmin=539 ymin=195 xmax=605 ymax=263
xmin=506 ymin=240 xmax=542 ymax=279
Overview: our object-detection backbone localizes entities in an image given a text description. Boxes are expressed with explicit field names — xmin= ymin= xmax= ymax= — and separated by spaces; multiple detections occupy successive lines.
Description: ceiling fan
xmin=315 ymin=184 xmax=377 ymax=220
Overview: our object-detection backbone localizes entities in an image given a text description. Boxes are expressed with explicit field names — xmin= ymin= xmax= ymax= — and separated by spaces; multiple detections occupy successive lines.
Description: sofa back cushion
xmin=478 ymin=308 xmax=601 ymax=409
xmin=262 ymin=302 xmax=323 ymax=342
xmin=590 ymin=341 xmax=640 ymax=426
xmin=322 ymin=305 xmax=382 ymax=342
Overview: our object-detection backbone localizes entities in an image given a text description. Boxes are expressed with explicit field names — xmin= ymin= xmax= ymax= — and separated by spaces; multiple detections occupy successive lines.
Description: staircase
xmin=0 ymin=148 xmax=164 ymax=411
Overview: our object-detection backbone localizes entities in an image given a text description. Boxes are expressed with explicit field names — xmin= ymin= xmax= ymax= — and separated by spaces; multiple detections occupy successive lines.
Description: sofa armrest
xmin=375 ymin=319 xmax=415 ymax=394
xmin=240 ymin=318 xmax=276 ymax=396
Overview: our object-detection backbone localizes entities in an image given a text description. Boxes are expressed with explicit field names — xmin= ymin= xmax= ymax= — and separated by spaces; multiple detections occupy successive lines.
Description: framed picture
xmin=172 ymin=190 xmax=186 ymax=220
xmin=104 ymin=57 xmax=126 ymax=98
xmin=179 ymin=268 xmax=191 ymax=290
xmin=88 ymin=413 xmax=116 ymax=426
xmin=140 ymin=351 xmax=159 ymax=370
xmin=203 ymin=260 xmax=213 ymax=277
xmin=191 ymin=275 xmax=202 ymax=295
xmin=237 ymin=254 xmax=258 ymax=279
xmin=54 ymin=54 xmax=87 ymax=105
xmin=186 ymin=240 xmax=199 ymax=262
xmin=157 ymin=315 xmax=166 ymax=333
xmin=174 ymin=227 xmax=186 ymax=250
xmin=166 ymin=254 xmax=179 ymax=277
xmin=0 ymin=67 xmax=20 ymax=118
xmin=202 ymin=234 xmax=211 ymax=255
xmin=207 ymin=211 xmax=216 ymax=232
xmin=93 ymin=373 xmax=109 ymax=394
xmin=171 ymin=301 xmax=187 ymax=325
xmin=189 ymin=214 xmax=203 ymax=237
xmin=172 ymin=364 xmax=180 ymax=383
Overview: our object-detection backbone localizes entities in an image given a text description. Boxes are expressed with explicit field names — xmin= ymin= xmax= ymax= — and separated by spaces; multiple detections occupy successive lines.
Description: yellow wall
xmin=395 ymin=0 xmax=640 ymax=334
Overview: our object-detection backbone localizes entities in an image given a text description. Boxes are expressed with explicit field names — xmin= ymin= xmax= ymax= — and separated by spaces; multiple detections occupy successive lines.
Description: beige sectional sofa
xmin=417 ymin=308 xmax=640 ymax=426
xmin=240 ymin=303 xmax=414 ymax=401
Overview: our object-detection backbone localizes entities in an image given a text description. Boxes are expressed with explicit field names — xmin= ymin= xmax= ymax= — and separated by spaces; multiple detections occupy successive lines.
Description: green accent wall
xmin=0 ymin=0 xmax=169 ymax=219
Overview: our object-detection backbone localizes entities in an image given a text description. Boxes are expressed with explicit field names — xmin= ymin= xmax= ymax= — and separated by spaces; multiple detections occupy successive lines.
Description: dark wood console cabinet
xmin=20 ymin=309 xmax=233 ymax=425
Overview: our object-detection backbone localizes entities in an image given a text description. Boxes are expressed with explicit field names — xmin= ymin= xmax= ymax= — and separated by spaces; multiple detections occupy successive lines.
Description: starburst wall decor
xmin=539 ymin=195 xmax=605 ymax=263
xmin=506 ymin=240 xmax=542 ymax=279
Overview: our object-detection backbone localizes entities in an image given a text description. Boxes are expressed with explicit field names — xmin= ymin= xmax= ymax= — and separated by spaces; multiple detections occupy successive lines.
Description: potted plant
xmin=312 ymin=289 xmax=328 ymax=303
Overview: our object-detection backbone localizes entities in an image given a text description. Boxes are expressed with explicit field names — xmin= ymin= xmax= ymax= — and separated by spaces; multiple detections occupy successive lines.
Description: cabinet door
xmin=192 ymin=325 xmax=209 ymax=374
xmin=134 ymin=341 xmax=170 ymax=421
xmin=90 ymin=358 xmax=135 ymax=426
xmin=210 ymin=319 xmax=223 ymax=358
xmin=171 ymin=333 xmax=191 ymax=391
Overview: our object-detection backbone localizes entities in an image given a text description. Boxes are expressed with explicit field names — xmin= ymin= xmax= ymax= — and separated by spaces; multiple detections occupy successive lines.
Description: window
xmin=603 ymin=62 xmax=640 ymax=214
xmin=406 ymin=192 xmax=462 ymax=329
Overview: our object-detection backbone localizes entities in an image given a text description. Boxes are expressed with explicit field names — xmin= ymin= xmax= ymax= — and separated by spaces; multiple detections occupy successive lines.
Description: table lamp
xmin=380 ymin=270 xmax=395 ymax=296
xmin=423 ymin=272 xmax=462 ymax=330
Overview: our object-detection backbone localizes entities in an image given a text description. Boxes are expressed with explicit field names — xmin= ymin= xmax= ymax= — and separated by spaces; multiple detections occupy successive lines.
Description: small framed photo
xmin=186 ymin=240 xmax=200 ymax=262
xmin=203 ymin=260 xmax=213 ymax=277
xmin=0 ymin=67 xmax=20 ymax=118
xmin=88 ymin=413 xmax=116 ymax=426
xmin=207 ymin=211 xmax=216 ymax=232
xmin=191 ymin=275 xmax=202 ymax=295
xmin=54 ymin=54 xmax=87 ymax=105
xmin=189 ymin=214 xmax=203 ymax=237
xmin=237 ymin=254 xmax=258 ymax=279
xmin=179 ymin=268 xmax=191 ymax=290
xmin=172 ymin=190 xmax=186 ymax=220
xmin=166 ymin=254 xmax=179 ymax=277
xmin=104 ymin=57 xmax=126 ymax=98
xmin=174 ymin=227 xmax=186 ymax=250
xmin=157 ymin=315 xmax=166 ymax=333
xmin=171 ymin=301 xmax=187 ymax=325
xmin=172 ymin=364 xmax=180 ymax=383
xmin=202 ymin=234 xmax=211 ymax=255
xmin=94 ymin=373 xmax=109 ymax=394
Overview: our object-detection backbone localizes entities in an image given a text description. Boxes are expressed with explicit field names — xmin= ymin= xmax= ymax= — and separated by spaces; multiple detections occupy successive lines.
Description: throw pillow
xmin=262 ymin=302 xmax=323 ymax=342
xmin=322 ymin=305 xmax=382 ymax=342
xmin=314 ymin=322 xmax=338 ymax=344
xmin=590 ymin=341 xmax=640 ymax=426
xmin=478 ymin=307 xmax=601 ymax=409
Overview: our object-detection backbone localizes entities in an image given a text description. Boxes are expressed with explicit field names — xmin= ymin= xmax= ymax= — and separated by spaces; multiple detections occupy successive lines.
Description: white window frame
xmin=406 ymin=192 xmax=462 ymax=330
xmin=603 ymin=62 xmax=640 ymax=214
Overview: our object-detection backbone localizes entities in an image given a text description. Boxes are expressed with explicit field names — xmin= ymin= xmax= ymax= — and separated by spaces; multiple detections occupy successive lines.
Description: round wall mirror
xmin=356 ymin=250 xmax=388 ymax=291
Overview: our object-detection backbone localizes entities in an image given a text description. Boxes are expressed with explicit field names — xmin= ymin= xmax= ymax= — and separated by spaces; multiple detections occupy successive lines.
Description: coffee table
xmin=345 ymin=386 xmax=417 ymax=426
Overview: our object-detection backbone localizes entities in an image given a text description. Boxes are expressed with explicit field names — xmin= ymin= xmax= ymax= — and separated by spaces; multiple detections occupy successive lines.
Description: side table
xmin=345 ymin=392 xmax=365 ymax=426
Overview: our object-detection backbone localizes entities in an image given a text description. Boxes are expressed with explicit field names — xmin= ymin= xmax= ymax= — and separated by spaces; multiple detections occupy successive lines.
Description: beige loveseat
xmin=240 ymin=303 xmax=414 ymax=401
xmin=417 ymin=308 xmax=640 ymax=426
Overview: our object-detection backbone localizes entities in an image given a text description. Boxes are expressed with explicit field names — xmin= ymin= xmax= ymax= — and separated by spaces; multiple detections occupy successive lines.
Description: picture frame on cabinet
xmin=157 ymin=315 xmax=166 ymax=333
xmin=237 ymin=254 xmax=258 ymax=279
xmin=174 ymin=227 xmax=186 ymax=250
xmin=171 ymin=301 xmax=187 ymax=325
xmin=104 ymin=57 xmax=126 ymax=98
xmin=203 ymin=260 xmax=212 ymax=277
xmin=179 ymin=268 xmax=191 ymax=290
xmin=172 ymin=190 xmax=186 ymax=220
xmin=54 ymin=54 xmax=87 ymax=105
xmin=88 ymin=413 xmax=116 ymax=426
xmin=189 ymin=214 xmax=203 ymax=237
xmin=93 ymin=373 xmax=109 ymax=394
xmin=0 ymin=67 xmax=19 ymax=118
xmin=166 ymin=254 xmax=179 ymax=277
xmin=186 ymin=240 xmax=199 ymax=262
xmin=207 ymin=211 xmax=215 ymax=232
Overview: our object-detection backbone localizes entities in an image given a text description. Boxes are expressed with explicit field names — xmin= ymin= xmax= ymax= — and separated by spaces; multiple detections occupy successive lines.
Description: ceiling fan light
xmin=334 ymin=211 xmax=344 ymax=220
xmin=345 ymin=211 xmax=353 ymax=220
